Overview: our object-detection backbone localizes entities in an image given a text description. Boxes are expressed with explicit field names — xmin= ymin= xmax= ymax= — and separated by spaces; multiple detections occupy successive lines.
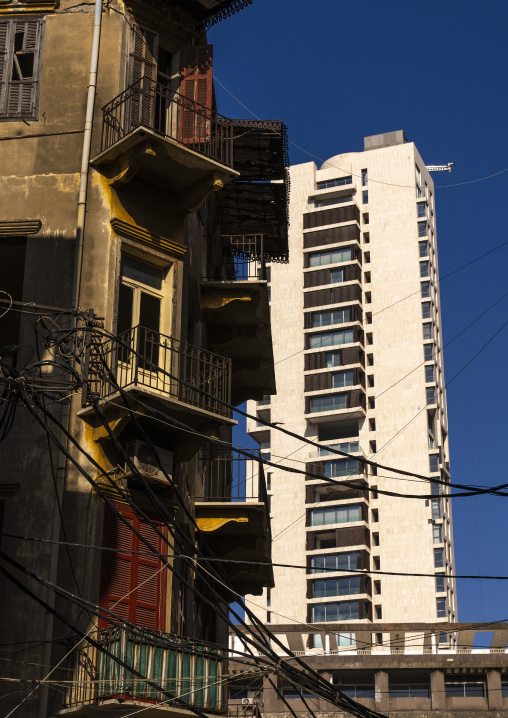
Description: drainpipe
xmin=38 ymin=0 xmax=103 ymax=716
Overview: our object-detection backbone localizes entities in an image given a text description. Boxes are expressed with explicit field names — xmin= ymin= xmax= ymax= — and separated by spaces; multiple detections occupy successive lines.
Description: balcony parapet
xmin=79 ymin=326 xmax=233 ymax=444
xmin=62 ymin=626 xmax=226 ymax=714
xmin=91 ymin=80 xmax=238 ymax=209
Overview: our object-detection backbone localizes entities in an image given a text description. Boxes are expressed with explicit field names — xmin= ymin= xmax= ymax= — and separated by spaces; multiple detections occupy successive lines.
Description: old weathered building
xmin=0 ymin=0 xmax=288 ymax=715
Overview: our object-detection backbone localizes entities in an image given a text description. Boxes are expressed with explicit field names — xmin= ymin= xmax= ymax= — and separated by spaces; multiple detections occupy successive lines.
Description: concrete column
xmin=487 ymin=669 xmax=503 ymax=710
xmin=430 ymin=670 xmax=446 ymax=711
xmin=319 ymin=671 xmax=334 ymax=710
xmin=262 ymin=673 xmax=280 ymax=713
xmin=375 ymin=671 xmax=389 ymax=712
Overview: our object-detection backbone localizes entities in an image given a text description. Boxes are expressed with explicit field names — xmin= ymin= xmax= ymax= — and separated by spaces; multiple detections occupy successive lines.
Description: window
xmin=0 ymin=19 xmax=44 ymax=120
xmin=390 ymin=684 xmax=430 ymax=699
xmin=317 ymin=176 xmax=352 ymax=190
xmin=423 ymin=323 xmax=433 ymax=341
xmin=415 ymin=165 xmax=422 ymax=185
xmin=501 ymin=683 xmax=508 ymax=698
xmin=422 ymin=301 xmax=431 ymax=319
xmin=318 ymin=441 xmax=360 ymax=456
xmin=419 ymin=240 xmax=428 ymax=257
xmin=424 ymin=344 xmax=434 ymax=361
xmin=431 ymin=499 xmax=441 ymax=519
xmin=436 ymin=575 xmax=445 ymax=592
xmin=426 ymin=386 xmax=435 ymax=405
xmin=309 ymin=393 xmax=348 ymax=414
xmin=363 ymin=232 xmax=370 ymax=243
xmin=283 ymin=689 xmax=319 ymax=700
xmin=436 ymin=597 xmax=446 ymax=617
xmin=369 ymin=418 xmax=376 ymax=431
xmin=330 ymin=267 xmax=344 ymax=283
xmin=434 ymin=548 xmax=444 ymax=568
xmin=373 ymin=532 xmax=380 ymax=546
xmin=375 ymin=605 xmax=382 ymax=619
xmin=311 ymin=551 xmax=362 ymax=573
xmin=309 ymin=328 xmax=354 ymax=349
xmin=363 ymin=213 xmax=369 ymax=224
xmin=364 ymin=251 xmax=371 ymax=263
xmin=311 ymin=308 xmax=350 ymax=328
xmin=418 ymin=221 xmax=427 ymax=238
xmin=420 ymin=261 xmax=429 ymax=278
xmin=325 ymin=350 xmax=342 ymax=367
xmin=366 ymin=291 xmax=372 ymax=304
xmin=322 ymin=458 xmax=360 ymax=478
xmin=369 ymin=440 xmax=377 ymax=453
xmin=425 ymin=365 xmax=435 ymax=383
xmin=367 ymin=375 xmax=374 ymax=387
xmin=372 ymin=509 xmax=379 ymax=522
xmin=373 ymin=556 xmax=380 ymax=570
xmin=341 ymin=685 xmax=375 ymax=699
xmin=362 ymin=190 xmax=369 ymax=204
xmin=308 ymin=247 xmax=352 ymax=267
xmin=421 ymin=281 xmax=430 ymax=298
xmin=429 ymin=454 xmax=439 ymax=473
xmin=312 ymin=600 xmax=360 ymax=622
xmin=362 ymin=169 xmax=368 ymax=186
xmin=118 ymin=255 xmax=167 ymax=363
xmin=365 ymin=271 xmax=371 ymax=283
xmin=445 ymin=681 xmax=486 ymax=698
xmin=433 ymin=525 xmax=442 ymax=544
xmin=332 ymin=370 xmax=354 ymax=388
xmin=310 ymin=504 xmax=362 ymax=526
xmin=314 ymin=195 xmax=354 ymax=208
xmin=366 ymin=332 xmax=373 ymax=344
xmin=417 ymin=203 xmax=427 ymax=218
xmin=374 ymin=580 xmax=381 ymax=594
xmin=312 ymin=576 xmax=362 ymax=598
xmin=367 ymin=353 xmax=374 ymax=366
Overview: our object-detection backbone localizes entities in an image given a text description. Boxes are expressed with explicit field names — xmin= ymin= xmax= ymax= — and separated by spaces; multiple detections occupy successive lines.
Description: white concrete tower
xmin=246 ymin=131 xmax=457 ymax=644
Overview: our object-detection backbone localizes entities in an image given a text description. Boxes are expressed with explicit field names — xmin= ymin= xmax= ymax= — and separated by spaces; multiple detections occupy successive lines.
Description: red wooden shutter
xmin=179 ymin=45 xmax=213 ymax=144
xmin=100 ymin=503 xmax=166 ymax=631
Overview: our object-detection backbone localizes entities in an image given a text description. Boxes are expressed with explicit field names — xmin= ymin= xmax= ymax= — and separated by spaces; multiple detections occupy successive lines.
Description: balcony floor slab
xmin=56 ymin=699 xmax=225 ymax=717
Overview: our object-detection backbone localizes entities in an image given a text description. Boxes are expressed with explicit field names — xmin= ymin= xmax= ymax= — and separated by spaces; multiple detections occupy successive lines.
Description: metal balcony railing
xmin=88 ymin=325 xmax=231 ymax=418
xmin=100 ymin=79 xmax=234 ymax=167
xmin=65 ymin=627 xmax=226 ymax=711
xmin=205 ymin=234 xmax=267 ymax=281
xmin=197 ymin=448 xmax=267 ymax=502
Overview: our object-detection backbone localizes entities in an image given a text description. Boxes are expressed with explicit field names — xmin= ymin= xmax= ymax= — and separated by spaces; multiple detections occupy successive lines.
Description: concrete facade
xmin=0 ymin=1 xmax=281 ymax=716
xmin=246 ymin=132 xmax=456 ymax=634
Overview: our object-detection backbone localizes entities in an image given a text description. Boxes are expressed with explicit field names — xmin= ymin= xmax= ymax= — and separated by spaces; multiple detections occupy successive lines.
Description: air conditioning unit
xmin=125 ymin=439 xmax=173 ymax=484
xmin=241 ymin=698 xmax=254 ymax=706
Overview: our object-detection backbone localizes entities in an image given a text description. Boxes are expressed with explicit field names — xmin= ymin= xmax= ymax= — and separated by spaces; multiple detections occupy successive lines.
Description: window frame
xmin=0 ymin=18 xmax=45 ymax=121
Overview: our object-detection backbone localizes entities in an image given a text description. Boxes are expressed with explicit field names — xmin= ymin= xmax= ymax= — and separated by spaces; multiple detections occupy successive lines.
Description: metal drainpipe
xmin=38 ymin=0 xmax=103 ymax=715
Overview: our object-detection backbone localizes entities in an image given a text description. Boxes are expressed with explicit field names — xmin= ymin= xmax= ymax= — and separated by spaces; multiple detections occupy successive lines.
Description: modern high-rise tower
xmin=246 ymin=131 xmax=457 ymax=637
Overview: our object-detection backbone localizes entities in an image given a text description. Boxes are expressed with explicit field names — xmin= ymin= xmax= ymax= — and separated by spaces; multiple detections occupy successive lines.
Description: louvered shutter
xmin=179 ymin=45 xmax=213 ymax=145
xmin=100 ymin=503 xmax=166 ymax=630
xmin=129 ymin=25 xmax=158 ymax=130
xmin=0 ymin=22 xmax=9 ymax=115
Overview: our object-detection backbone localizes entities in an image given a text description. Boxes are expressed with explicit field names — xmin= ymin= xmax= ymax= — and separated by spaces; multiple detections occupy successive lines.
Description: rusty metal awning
xmin=217 ymin=119 xmax=290 ymax=260
xmin=166 ymin=0 xmax=252 ymax=30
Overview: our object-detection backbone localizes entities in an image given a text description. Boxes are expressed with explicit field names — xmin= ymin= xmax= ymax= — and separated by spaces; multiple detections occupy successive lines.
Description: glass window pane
xmin=421 ymin=281 xmax=430 ymax=298
xmin=121 ymin=255 xmax=163 ymax=290
xmin=117 ymin=284 xmax=134 ymax=335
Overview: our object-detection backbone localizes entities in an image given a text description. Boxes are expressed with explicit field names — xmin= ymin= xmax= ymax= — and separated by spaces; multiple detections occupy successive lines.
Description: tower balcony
xmin=78 ymin=326 xmax=234 ymax=459
xmin=195 ymin=449 xmax=273 ymax=596
xmin=201 ymin=234 xmax=274 ymax=405
xmin=59 ymin=626 xmax=226 ymax=717
xmin=304 ymin=387 xmax=366 ymax=424
xmin=91 ymin=80 xmax=238 ymax=211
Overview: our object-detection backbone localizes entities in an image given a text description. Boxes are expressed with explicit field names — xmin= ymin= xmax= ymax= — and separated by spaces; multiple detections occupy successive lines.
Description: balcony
xmin=304 ymin=388 xmax=366 ymax=424
xmin=201 ymin=234 xmax=274 ymax=404
xmin=79 ymin=326 xmax=234 ymax=457
xmin=60 ymin=626 xmax=226 ymax=717
xmin=194 ymin=449 xmax=273 ymax=596
xmin=91 ymin=79 xmax=238 ymax=211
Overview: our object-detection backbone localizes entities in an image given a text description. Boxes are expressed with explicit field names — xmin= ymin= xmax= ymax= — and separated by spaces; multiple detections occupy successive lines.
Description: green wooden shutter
xmin=129 ymin=25 xmax=158 ymax=129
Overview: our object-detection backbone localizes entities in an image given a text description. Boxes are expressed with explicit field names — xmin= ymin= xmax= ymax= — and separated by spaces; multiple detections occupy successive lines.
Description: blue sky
xmin=210 ymin=0 xmax=508 ymax=623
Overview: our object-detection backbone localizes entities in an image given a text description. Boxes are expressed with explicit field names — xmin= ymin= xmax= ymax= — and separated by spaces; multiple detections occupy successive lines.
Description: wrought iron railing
xmin=205 ymin=234 xmax=267 ymax=281
xmin=197 ymin=448 xmax=271 ymax=539
xmin=100 ymin=79 xmax=234 ymax=167
xmin=228 ymin=702 xmax=263 ymax=718
xmin=65 ymin=627 xmax=226 ymax=710
xmin=197 ymin=448 xmax=265 ymax=502
xmin=88 ymin=326 xmax=231 ymax=418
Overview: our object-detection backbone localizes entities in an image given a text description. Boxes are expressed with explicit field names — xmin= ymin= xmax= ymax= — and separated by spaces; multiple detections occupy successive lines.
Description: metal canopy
xmin=166 ymin=0 xmax=252 ymax=30
xmin=218 ymin=119 xmax=290 ymax=260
